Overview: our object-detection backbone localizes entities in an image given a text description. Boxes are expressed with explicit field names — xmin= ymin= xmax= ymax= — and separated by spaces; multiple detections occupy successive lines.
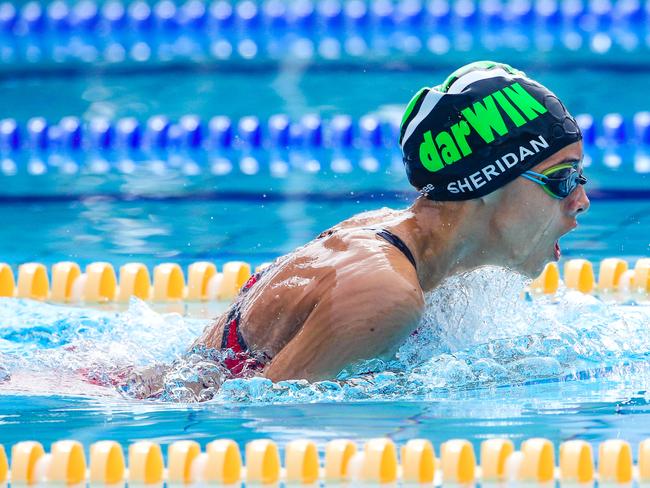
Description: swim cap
xmin=399 ymin=61 xmax=582 ymax=201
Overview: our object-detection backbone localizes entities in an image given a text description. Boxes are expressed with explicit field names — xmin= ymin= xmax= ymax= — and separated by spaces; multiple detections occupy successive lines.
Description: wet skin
xmin=194 ymin=141 xmax=590 ymax=382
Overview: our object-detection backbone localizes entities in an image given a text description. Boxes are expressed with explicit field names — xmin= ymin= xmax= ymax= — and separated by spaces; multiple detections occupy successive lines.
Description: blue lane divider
xmin=1 ymin=111 xmax=650 ymax=153
xmin=0 ymin=148 xmax=648 ymax=197
xmin=2 ymin=0 xmax=647 ymax=37
xmin=0 ymin=0 xmax=650 ymax=65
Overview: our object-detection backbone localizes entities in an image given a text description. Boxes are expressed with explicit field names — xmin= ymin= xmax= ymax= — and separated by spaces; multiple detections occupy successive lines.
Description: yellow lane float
xmin=598 ymin=257 xmax=628 ymax=292
xmin=2 ymin=437 xmax=650 ymax=485
xmin=128 ymin=441 xmax=164 ymax=485
xmin=89 ymin=441 xmax=125 ymax=485
xmin=48 ymin=440 xmax=86 ymax=485
xmin=204 ymin=439 xmax=241 ymax=485
xmin=559 ymin=440 xmax=594 ymax=483
xmin=564 ymin=258 xmax=595 ymax=294
xmin=440 ymin=439 xmax=475 ymax=484
xmin=17 ymin=263 xmax=49 ymax=300
xmin=0 ymin=263 xmax=15 ymax=297
xmin=50 ymin=262 xmax=80 ymax=302
xmin=0 ymin=256 xmax=648 ymax=305
xmin=153 ymin=263 xmax=185 ymax=302
xmin=529 ymin=262 xmax=560 ymax=295
xmin=118 ymin=262 xmax=151 ymax=301
xmin=324 ymin=439 xmax=356 ymax=482
xmin=599 ymin=439 xmax=633 ymax=484
xmin=85 ymin=262 xmax=117 ymax=302
xmin=480 ymin=438 xmax=513 ymax=481
xmin=187 ymin=261 xmax=216 ymax=301
xmin=245 ymin=439 xmax=281 ymax=485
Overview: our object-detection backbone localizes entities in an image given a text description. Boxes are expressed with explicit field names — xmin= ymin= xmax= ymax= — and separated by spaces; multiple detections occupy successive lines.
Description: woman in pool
xmin=124 ymin=61 xmax=588 ymax=397
xmin=183 ymin=61 xmax=589 ymax=384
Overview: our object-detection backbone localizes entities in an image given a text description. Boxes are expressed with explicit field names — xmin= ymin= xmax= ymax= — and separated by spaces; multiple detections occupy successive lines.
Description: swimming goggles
xmin=521 ymin=161 xmax=587 ymax=199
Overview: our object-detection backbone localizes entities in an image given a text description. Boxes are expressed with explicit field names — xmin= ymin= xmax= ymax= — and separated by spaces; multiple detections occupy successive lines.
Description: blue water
xmin=1 ymin=8 xmax=650 ymax=461
xmin=0 ymin=195 xmax=646 ymax=267
xmin=0 ymin=269 xmax=649 ymax=453
xmin=2 ymin=66 xmax=649 ymax=122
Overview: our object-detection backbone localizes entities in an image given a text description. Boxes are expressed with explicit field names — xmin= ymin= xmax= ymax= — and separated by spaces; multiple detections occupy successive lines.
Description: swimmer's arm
xmin=190 ymin=312 xmax=228 ymax=350
xmin=263 ymin=274 xmax=424 ymax=382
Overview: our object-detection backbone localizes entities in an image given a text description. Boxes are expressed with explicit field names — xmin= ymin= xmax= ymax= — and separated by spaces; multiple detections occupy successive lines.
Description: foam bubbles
xmin=1 ymin=267 xmax=650 ymax=403
xmin=0 ymin=297 xmax=208 ymax=396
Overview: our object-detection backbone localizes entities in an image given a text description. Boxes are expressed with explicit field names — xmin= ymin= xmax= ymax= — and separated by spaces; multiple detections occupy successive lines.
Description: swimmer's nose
xmin=569 ymin=185 xmax=590 ymax=217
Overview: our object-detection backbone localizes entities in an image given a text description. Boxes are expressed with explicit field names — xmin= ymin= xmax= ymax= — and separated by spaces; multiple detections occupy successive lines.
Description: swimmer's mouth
xmin=555 ymin=221 xmax=578 ymax=260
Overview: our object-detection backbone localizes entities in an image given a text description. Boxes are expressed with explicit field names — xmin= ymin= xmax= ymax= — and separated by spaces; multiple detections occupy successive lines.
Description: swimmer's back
xmin=195 ymin=208 xmax=424 ymax=381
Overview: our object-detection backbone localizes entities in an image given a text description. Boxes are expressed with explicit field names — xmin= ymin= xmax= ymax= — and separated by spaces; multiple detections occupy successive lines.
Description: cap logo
xmin=418 ymin=82 xmax=548 ymax=173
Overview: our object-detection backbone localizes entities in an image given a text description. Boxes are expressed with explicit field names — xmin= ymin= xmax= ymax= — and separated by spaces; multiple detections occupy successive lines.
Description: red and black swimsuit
xmin=220 ymin=228 xmax=416 ymax=377
xmin=220 ymin=271 xmax=270 ymax=377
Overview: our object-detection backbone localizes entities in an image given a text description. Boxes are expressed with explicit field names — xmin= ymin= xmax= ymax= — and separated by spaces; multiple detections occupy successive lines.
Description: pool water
xmin=2 ymin=65 xmax=650 ymax=122
xmin=0 ymin=196 xmax=646 ymax=267
xmin=1 ymin=9 xmax=650 ymax=464
xmin=1 ymin=268 xmax=650 ymax=454
xmin=1 ymin=383 xmax=650 ymax=458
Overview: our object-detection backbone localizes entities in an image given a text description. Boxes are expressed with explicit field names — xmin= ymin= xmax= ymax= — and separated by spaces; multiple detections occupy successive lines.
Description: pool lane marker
xmin=530 ymin=257 xmax=650 ymax=299
xmin=4 ymin=437 xmax=650 ymax=485
xmin=0 ymin=258 xmax=648 ymax=305
xmin=0 ymin=110 xmax=647 ymax=154
xmin=0 ymin=260 xmax=262 ymax=304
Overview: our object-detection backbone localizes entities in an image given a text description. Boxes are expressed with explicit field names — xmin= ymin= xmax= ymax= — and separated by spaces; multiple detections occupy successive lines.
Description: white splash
xmin=0 ymin=267 xmax=649 ymax=403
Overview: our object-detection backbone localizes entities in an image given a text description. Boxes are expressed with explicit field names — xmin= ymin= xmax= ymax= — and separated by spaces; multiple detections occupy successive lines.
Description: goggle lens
xmin=543 ymin=163 xmax=586 ymax=198
xmin=523 ymin=161 xmax=587 ymax=199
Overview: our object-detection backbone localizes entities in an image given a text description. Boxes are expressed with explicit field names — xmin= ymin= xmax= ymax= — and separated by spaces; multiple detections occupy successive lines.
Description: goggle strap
xmin=521 ymin=171 xmax=547 ymax=184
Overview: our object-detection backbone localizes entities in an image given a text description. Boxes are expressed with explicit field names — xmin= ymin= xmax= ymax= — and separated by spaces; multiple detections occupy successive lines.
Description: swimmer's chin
xmin=508 ymin=257 xmax=551 ymax=280
xmin=514 ymin=242 xmax=562 ymax=279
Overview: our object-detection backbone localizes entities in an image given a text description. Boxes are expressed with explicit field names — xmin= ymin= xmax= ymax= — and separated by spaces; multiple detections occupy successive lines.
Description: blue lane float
xmin=1 ymin=0 xmax=650 ymax=66
xmin=0 ymin=149 xmax=648 ymax=201
xmin=8 ymin=0 xmax=646 ymax=36
xmin=1 ymin=111 xmax=650 ymax=154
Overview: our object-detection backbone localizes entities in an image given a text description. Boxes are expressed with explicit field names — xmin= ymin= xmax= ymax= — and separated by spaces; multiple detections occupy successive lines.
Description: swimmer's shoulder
xmin=316 ymin=207 xmax=403 ymax=236
xmin=240 ymin=225 xmax=424 ymax=354
xmin=308 ymin=228 xmax=424 ymax=312
xmin=247 ymin=208 xmax=422 ymax=307
xmin=314 ymin=223 xmax=420 ymax=284
xmin=253 ymin=226 xmax=422 ymax=301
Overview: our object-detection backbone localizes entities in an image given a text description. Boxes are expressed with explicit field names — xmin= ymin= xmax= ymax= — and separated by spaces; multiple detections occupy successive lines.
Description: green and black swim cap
xmin=400 ymin=61 xmax=582 ymax=201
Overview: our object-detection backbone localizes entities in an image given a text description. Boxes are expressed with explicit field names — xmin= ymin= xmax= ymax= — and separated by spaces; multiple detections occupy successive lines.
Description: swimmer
xmin=135 ymin=61 xmax=590 ymax=396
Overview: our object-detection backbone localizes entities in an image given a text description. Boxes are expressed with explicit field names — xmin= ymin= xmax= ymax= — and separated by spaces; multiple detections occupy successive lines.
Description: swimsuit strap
xmin=376 ymin=229 xmax=417 ymax=270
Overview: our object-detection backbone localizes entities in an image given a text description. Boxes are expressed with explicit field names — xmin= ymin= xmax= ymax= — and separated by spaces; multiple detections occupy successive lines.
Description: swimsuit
xmin=220 ymin=228 xmax=417 ymax=377
xmin=375 ymin=229 xmax=417 ymax=270
xmin=220 ymin=271 xmax=269 ymax=378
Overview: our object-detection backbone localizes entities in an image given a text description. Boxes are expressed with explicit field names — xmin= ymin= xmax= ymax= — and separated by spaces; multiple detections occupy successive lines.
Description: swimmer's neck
xmin=392 ymin=196 xmax=503 ymax=292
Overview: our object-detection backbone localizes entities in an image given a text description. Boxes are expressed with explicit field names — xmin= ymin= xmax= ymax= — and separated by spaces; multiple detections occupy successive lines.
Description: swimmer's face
xmin=489 ymin=141 xmax=589 ymax=278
